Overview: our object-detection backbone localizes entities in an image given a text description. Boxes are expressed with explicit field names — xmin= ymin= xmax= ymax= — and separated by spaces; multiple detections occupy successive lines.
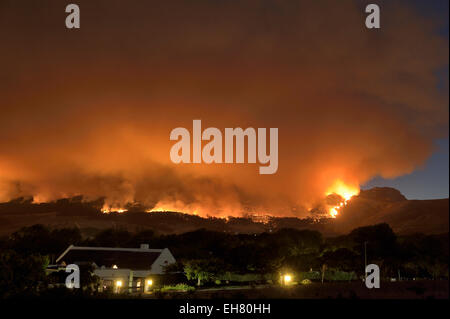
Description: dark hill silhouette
xmin=358 ymin=187 xmax=407 ymax=202
xmin=333 ymin=188 xmax=448 ymax=235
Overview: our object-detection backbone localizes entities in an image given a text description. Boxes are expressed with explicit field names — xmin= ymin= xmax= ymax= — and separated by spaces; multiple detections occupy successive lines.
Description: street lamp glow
xmin=283 ymin=274 xmax=292 ymax=284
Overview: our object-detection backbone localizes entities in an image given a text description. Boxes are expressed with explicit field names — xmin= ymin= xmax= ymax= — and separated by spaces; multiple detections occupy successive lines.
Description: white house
xmin=55 ymin=244 xmax=176 ymax=292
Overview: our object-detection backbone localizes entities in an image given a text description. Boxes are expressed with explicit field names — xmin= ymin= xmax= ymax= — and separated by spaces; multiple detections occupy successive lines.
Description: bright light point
xmin=329 ymin=207 xmax=339 ymax=218
xmin=115 ymin=280 xmax=123 ymax=287
xmin=326 ymin=180 xmax=359 ymax=201
xmin=112 ymin=264 xmax=118 ymax=269
xmin=283 ymin=274 xmax=292 ymax=284
xmin=147 ymin=279 xmax=153 ymax=286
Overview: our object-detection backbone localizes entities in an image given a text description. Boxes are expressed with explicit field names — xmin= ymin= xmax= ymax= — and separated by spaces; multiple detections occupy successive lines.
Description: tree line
xmin=0 ymin=223 xmax=448 ymax=297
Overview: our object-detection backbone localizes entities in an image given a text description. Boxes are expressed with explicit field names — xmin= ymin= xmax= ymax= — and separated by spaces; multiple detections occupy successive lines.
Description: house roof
xmin=56 ymin=246 xmax=167 ymax=270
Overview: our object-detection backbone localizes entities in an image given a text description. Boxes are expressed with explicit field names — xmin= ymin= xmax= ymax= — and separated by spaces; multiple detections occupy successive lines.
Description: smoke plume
xmin=0 ymin=0 xmax=448 ymax=217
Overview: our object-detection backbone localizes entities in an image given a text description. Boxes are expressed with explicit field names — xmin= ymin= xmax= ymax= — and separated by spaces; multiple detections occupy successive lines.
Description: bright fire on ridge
xmin=100 ymin=181 xmax=359 ymax=219
xmin=325 ymin=180 xmax=360 ymax=218
xmin=146 ymin=207 xmax=198 ymax=216
xmin=101 ymin=205 xmax=128 ymax=214
xmin=145 ymin=200 xmax=199 ymax=215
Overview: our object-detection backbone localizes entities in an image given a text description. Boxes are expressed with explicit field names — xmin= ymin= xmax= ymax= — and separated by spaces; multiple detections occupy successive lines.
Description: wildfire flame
xmin=101 ymin=205 xmax=128 ymax=214
xmin=329 ymin=206 xmax=339 ymax=218
xmin=99 ymin=181 xmax=359 ymax=219
xmin=325 ymin=180 xmax=359 ymax=218
xmin=145 ymin=200 xmax=199 ymax=215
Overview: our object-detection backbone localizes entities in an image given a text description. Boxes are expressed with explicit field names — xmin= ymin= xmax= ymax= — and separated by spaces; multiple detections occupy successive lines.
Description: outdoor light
xmin=112 ymin=264 xmax=118 ymax=269
xmin=115 ymin=280 xmax=123 ymax=287
xmin=144 ymin=279 xmax=153 ymax=293
xmin=283 ymin=274 xmax=292 ymax=284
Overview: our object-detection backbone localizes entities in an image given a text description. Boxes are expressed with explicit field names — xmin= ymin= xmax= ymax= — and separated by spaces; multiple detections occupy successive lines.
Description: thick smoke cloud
xmin=0 ymin=0 xmax=448 ymax=217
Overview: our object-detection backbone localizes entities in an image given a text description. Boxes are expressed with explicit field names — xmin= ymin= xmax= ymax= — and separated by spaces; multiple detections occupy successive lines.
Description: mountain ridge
xmin=0 ymin=187 xmax=447 ymax=236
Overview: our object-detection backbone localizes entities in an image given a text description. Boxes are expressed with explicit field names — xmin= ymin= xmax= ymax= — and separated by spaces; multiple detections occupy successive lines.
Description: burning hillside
xmin=0 ymin=187 xmax=447 ymax=236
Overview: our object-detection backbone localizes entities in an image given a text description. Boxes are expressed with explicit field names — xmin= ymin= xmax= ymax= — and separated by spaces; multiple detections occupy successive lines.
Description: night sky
xmin=363 ymin=138 xmax=449 ymax=199
xmin=363 ymin=0 xmax=449 ymax=200
xmin=0 ymin=0 xmax=448 ymax=217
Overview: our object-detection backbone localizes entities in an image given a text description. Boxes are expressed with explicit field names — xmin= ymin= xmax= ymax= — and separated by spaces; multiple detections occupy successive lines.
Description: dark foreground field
xmin=152 ymin=281 xmax=449 ymax=299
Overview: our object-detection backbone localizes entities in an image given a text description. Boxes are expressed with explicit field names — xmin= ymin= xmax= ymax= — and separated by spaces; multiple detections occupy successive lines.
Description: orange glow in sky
xmin=326 ymin=180 xmax=360 ymax=201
